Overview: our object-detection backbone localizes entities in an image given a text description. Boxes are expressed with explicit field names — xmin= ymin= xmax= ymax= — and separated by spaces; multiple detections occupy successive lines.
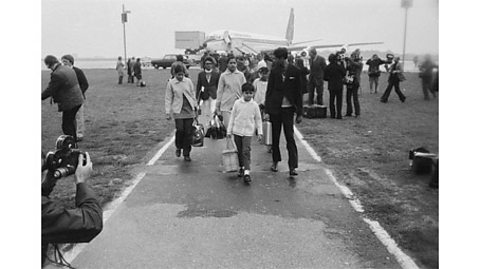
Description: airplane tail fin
xmin=285 ymin=8 xmax=294 ymax=45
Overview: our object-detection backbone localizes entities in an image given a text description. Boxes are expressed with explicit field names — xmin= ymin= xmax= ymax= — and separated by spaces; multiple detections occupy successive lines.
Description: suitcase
xmin=262 ymin=121 xmax=272 ymax=145
xmin=303 ymin=105 xmax=327 ymax=119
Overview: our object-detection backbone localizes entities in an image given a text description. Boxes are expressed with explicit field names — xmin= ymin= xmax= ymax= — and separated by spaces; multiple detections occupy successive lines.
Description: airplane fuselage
xmin=204 ymin=30 xmax=289 ymax=54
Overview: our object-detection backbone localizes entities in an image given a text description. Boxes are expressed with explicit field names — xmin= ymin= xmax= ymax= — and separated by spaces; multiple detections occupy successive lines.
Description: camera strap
xmin=45 ymin=243 xmax=76 ymax=269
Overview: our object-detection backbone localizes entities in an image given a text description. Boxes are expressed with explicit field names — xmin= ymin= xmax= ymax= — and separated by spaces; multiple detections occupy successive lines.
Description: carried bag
xmin=222 ymin=137 xmax=239 ymax=172
xmin=191 ymin=118 xmax=205 ymax=147
xmin=205 ymin=113 xmax=226 ymax=139
xmin=397 ymin=72 xmax=406 ymax=82
xmin=262 ymin=120 xmax=272 ymax=145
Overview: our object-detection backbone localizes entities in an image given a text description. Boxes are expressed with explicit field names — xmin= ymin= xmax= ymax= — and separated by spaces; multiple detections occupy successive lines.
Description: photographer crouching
xmin=42 ymin=135 xmax=103 ymax=268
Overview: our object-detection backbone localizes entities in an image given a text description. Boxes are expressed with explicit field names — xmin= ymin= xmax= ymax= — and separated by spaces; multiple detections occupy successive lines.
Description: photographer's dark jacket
xmin=42 ymin=177 xmax=103 ymax=251
xmin=73 ymin=66 xmax=89 ymax=98
xmin=265 ymin=62 xmax=303 ymax=116
xmin=42 ymin=64 xmax=84 ymax=112
xmin=324 ymin=62 xmax=347 ymax=91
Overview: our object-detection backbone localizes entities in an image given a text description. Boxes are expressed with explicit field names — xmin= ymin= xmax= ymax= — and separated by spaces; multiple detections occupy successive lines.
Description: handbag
xmin=397 ymin=72 xmax=406 ymax=82
xmin=191 ymin=118 xmax=204 ymax=147
xmin=222 ymin=137 xmax=239 ymax=172
xmin=262 ymin=120 xmax=272 ymax=145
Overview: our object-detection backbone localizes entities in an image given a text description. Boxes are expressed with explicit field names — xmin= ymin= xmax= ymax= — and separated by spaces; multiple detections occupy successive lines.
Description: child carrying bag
xmin=222 ymin=137 xmax=239 ymax=173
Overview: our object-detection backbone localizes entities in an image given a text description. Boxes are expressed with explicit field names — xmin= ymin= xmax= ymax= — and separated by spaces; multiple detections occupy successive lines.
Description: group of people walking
xmin=165 ymin=47 xmax=303 ymax=183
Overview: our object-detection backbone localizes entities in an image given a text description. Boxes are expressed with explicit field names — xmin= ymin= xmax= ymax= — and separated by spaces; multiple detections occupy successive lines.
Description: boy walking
xmin=227 ymin=83 xmax=263 ymax=183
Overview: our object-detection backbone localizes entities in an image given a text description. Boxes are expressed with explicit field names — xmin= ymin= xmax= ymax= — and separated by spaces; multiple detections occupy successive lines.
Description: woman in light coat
xmin=165 ymin=65 xmax=198 ymax=161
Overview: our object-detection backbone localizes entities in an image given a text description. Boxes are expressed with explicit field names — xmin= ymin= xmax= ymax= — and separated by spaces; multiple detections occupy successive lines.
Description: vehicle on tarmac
xmin=151 ymin=54 xmax=192 ymax=69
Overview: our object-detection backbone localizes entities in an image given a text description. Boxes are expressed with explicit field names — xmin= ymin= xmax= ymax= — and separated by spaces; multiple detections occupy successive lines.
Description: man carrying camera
xmin=42 ymin=55 xmax=84 ymax=143
xmin=42 ymin=151 xmax=103 ymax=267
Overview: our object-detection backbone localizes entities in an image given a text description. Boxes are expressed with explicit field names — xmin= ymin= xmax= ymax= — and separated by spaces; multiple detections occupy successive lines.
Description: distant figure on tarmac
xmin=265 ymin=47 xmax=303 ymax=177
xmin=380 ymin=56 xmax=406 ymax=103
xmin=61 ymin=54 xmax=89 ymax=141
xmin=196 ymin=56 xmax=220 ymax=126
xmin=165 ymin=65 xmax=198 ymax=162
xmin=42 ymin=55 xmax=84 ymax=143
xmin=307 ymin=47 xmax=327 ymax=105
xmin=227 ymin=83 xmax=263 ymax=184
xmin=366 ymin=54 xmax=387 ymax=94
xmin=133 ymin=58 xmax=142 ymax=86
xmin=116 ymin=56 xmax=125 ymax=84
xmin=216 ymin=55 xmax=247 ymax=128
xmin=418 ymin=54 xmax=438 ymax=100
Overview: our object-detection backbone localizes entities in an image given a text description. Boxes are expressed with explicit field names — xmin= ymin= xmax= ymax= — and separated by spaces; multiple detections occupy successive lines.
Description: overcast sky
xmin=42 ymin=0 xmax=438 ymax=58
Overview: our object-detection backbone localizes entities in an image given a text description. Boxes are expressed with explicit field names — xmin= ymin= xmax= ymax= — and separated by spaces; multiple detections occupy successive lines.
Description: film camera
xmin=44 ymin=135 xmax=86 ymax=179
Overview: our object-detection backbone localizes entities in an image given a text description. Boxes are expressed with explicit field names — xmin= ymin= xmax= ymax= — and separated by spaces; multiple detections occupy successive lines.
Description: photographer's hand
xmin=75 ymin=152 xmax=93 ymax=184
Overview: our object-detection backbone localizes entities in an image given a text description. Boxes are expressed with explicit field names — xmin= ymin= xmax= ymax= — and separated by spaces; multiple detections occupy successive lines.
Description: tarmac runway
xmin=48 ymin=124 xmax=408 ymax=269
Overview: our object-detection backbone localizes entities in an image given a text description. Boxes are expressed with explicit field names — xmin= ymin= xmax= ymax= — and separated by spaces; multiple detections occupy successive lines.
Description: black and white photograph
xmin=7 ymin=0 xmax=475 ymax=268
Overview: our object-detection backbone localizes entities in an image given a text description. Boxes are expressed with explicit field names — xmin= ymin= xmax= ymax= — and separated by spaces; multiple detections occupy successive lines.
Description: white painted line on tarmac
xmin=364 ymin=218 xmax=420 ymax=269
xmin=294 ymin=126 xmax=419 ymax=269
xmin=62 ymin=136 xmax=175 ymax=264
xmin=147 ymin=135 xmax=176 ymax=166
xmin=294 ymin=126 xmax=322 ymax=162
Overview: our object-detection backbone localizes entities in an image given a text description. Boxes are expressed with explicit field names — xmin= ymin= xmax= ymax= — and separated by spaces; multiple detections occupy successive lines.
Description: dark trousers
xmin=128 ymin=74 xmax=134 ymax=83
xmin=346 ymin=82 xmax=360 ymax=116
xmin=308 ymin=79 xmax=324 ymax=105
xmin=174 ymin=118 xmax=194 ymax=156
xmin=118 ymin=75 xmax=123 ymax=84
xmin=234 ymin=135 xmax=252 ymax=170
xmin=381 ymin=78 xmax=405 ymax=102
xmin=62 ymin=105 xmax=81 ymax=142
xmin=422 ymin=77 xmax=435 ymax=100
xmin=329 ymin=87 xmax=343 ymax=119
xmin=270 ymin=107 xmax=298 ymax=170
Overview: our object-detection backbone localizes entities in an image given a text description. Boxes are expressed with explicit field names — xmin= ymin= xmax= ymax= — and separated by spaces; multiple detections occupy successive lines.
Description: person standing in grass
xmin=133 ymin=58 xmax=142 ymax=86
xmin=216 ymin=55 xmax=247 ymax=128
xmin=324 ymin=53 xmax=346 ymax=119
xmin=116 ymin=56 xmax=125 ymax=84
xmin=227 ymin=83 xmax=263 ymax=183
xmin=380 ymin=56 xmax=406 ymax=103
xmin=61 ymin=54 xmax=89 ymax=141
xmin=42 ymin=55 xmax=84 ymax=143
xmin=165 ymin=65 xmax=198 ymax=162
xmin=366 ymin=54 xmax=387 ymax=94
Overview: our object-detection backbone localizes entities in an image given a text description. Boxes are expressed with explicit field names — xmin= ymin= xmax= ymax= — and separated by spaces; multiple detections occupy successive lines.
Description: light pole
xmin=401 ymin=0 xmax=412 ymax=64
xmin=121 ymin=4 xmax=131 ymax=64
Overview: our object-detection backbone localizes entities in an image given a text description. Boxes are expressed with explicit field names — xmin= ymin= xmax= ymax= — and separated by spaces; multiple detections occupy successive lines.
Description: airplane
xmin=202 ymin=8 xmax=382 ymax=56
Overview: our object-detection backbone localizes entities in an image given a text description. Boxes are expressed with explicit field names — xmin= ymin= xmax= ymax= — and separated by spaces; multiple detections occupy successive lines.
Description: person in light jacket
xmin=116 ymin=56 xmax=125 ymax=84
xmin=165 ymin=65 xmax=198 ymax=161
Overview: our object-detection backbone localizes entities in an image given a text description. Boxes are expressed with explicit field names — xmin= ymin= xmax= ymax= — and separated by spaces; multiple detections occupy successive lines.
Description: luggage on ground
xmin=303 ymin=104 xmax=327 ymax=119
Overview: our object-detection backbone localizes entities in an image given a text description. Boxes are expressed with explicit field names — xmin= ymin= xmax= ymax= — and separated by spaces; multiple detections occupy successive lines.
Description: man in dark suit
xmin=61 ymin=54 xmax=89 ymax=141
xmin=265 ymin=47 xmax=303 ymax=176
xmin=196 ymin=56 xmax=220 ymax=125
xmin=307 ymin=47 xmax=327 ymax=105
xmin=42 ymin=55 xmax=84 ymax=142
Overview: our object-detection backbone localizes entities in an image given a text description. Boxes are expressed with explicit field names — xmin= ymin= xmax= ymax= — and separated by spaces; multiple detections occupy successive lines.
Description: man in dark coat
xmin=196 ymin=56 xmax=220 ymax=125
xmin=133 ymin=58 xmax=143 ymax=86
xmin=307 ymin=47 xmax=327 ymax=105
xmin=418 ymin=54 xmax=438 ymax=100
xmin=324 ymin=53 xmax=347 ymax=119
xmin=42 ymin=55 xmax=84 ymax=142
xmin=265 ymin=47 xmax=303 ymax=176
xmin=61 ymin=54 xmax=89 ymax=141
xmin=42 ymin=152 xmax=103 ymax=267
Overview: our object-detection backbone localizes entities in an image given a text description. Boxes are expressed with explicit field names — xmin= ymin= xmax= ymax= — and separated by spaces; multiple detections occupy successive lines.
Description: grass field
xmin=42 ymin=68 xmax=438 ymax=269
